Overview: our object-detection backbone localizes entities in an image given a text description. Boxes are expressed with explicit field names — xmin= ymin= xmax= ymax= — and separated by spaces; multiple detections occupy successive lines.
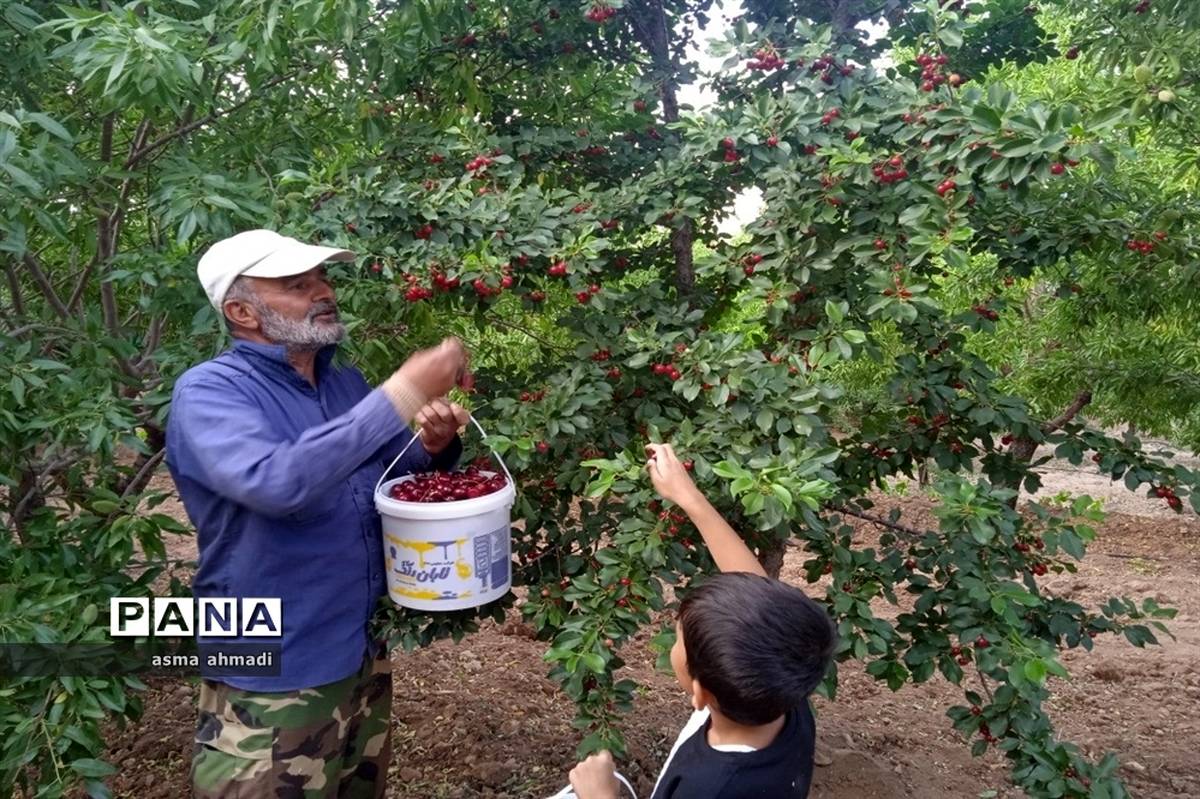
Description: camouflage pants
xmin=192 ymin=654 xmax=392 ymax=798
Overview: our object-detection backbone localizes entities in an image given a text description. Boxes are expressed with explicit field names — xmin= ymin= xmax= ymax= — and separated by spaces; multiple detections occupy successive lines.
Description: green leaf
xmin=943 ymin=246 xmax=968 ymax=270
xmin=1044 ymin=658 xmax=1070 ymax=680
xmin=177 ymin=211 xmax=198 ymax=246
xmin=84 ymin=780 xmax=114 ymax=799
xmin=824 ymin=299 xmax=844 ymax=324
xmin=70 ymin=758 xmax=117 ymax=778
xmin=2 ymin=162 xmax=44 ymax=194
xmin=1059 ymin=531 xmax=1085 ymax=560
xmin=1037 ymin=132 xmax=1068 ymax=153
xmin=1023 ymin=659 xmax=1047 ymax=686
xmin=938 ymin=27 xmax=963 ymax=48
xmin=971 ymin=104 xmax=1003 ymax=131
xmin=898 ymin=204 xmax=929 ymax=226
xmin=730 ymin=476 xmax=755 ymax=495
xmin=28 ymin=112 xmax=72 ymax=142
xmin=104 ymin=49 xmax=130 ymax=95
xmin=711 ymin=461 xmax=745 ymax=480
xmin=205 ymin=194 xmax=240 ymax=211
xmin=999 ymin=140 xmax=1037 ymax=159
xmin=1090 ymin=106 xmax=1127 ymax=130
xmin=968 ymin=518 xmax=993 ymax=545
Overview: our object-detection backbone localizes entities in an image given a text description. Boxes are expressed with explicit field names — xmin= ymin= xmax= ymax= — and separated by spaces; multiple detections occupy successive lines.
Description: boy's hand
xmin=645 ymin=443 xmax=702 ymax=508
xmin=647 ymin=444 xmax=768 ymax=576
xmin=569 ymin=750 xmax=620 ymax=799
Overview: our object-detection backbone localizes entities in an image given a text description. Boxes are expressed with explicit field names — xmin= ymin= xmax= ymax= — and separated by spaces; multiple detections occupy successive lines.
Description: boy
xmin=567 ymin=444 xmax=837 ymax=799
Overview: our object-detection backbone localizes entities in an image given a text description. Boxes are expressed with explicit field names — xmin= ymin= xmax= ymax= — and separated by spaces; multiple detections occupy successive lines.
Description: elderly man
xmin=167 ymin=229 xmax=469 ymax=798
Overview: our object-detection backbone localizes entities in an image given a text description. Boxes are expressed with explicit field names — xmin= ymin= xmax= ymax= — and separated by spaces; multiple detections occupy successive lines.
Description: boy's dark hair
xmin=678 ymin=572 xmax=837 ymax=727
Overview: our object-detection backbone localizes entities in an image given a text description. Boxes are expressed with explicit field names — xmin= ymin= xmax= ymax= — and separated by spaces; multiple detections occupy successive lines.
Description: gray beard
xmin=255 ymin=301 xmax=346 ymax=352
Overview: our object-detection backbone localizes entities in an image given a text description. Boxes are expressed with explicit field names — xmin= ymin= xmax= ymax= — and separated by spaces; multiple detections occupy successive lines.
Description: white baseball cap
xmin=197 ymin=229 xmax=356 ymax=310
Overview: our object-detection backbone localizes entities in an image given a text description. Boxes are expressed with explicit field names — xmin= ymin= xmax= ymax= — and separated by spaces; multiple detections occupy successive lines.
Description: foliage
xmin=2 ymin=0 xmax=1198 ymax=797
xmin=891 ymin=0 xmax=1056 ymax=78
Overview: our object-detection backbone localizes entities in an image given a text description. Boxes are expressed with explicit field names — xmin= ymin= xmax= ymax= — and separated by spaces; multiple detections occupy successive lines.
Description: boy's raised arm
xmin=646 ymin=444 xmax=767 ymax=578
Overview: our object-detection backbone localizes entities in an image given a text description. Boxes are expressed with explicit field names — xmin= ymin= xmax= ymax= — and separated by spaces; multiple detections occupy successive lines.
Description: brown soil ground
xmin=98 ymin=461 xmax=1200 ymax=799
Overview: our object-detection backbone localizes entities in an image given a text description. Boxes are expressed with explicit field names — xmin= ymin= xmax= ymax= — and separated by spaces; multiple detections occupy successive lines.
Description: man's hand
xmin=568 ymin=750 xmax=620 ymax=799
xmin=645 ymin=443 xmax=703 ymax=508
xmin=415 ymin=399 xmax=469 ymax=455
xmin=396 ymin=337 xmax=471 ymax=400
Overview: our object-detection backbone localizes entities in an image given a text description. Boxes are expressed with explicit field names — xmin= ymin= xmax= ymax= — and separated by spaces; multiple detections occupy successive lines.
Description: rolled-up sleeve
xmin=170 ymin=377 xmax=408 ymax=517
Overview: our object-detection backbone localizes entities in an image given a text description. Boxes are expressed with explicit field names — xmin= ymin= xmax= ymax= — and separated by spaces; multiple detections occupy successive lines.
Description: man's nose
xmin=312 ymin=278 xmax=335 ymax=305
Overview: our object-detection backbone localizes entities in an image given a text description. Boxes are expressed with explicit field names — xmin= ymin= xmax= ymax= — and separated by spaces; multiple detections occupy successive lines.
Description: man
xmin=167 ymin=229 xmax=470 ymax=798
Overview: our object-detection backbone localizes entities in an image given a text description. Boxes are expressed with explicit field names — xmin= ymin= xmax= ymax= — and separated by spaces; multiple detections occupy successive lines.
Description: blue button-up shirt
xmin=166 ymin=339 xmax=458 ymax=691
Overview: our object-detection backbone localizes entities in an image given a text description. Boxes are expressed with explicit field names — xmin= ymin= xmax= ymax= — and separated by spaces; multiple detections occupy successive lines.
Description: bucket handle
xmin=374 ymin=413 xmax=514 ymax=498
xmin=547 ymin=772 xmax=637 ymax=799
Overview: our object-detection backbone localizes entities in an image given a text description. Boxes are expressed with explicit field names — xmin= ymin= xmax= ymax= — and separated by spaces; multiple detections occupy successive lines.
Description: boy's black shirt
xmin=650 ymin=702 xmax=816 ymax=799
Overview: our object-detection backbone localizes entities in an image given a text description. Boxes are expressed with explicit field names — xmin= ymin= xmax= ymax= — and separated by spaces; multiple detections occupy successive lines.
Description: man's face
xmin=229 ymin=266 xmax=346 ymax=350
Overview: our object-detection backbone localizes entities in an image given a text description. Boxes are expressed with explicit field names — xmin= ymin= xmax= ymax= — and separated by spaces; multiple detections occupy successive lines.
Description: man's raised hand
xmin=397 ymin=337 xmax=471 ymax=399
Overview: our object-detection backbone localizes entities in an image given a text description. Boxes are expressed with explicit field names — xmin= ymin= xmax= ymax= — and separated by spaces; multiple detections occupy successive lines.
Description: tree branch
xmin=9 ymin=454 xmax=74 ymax=541
xmin=1040 ymin=389 xmax=1093 ymax=434
xmin=975 ymin=664 xmax=995 ymax=703
xmin=4 ymin=322 xmax=84 ymax=339
xmin=116 ymin=445 xmax=165 ymax=501
xmin=481 ymin=314 xmax=570 ymax=352
xmin=3 ymin=260 xmax=26 ymax=317
xmin=70 ymin=118 xmax=153 ymax=314
xmin=100 ymin=277 xmax=119 ymax=333
xmin=829 ymin=503 xmax=928 ymax=540
xmin=99 ymin=111 xmax=115 ymax=162
xmin=136 ymin=314 xmax=165 ymax=372
xmin=21 ymin=253 xmax=71 ymax=319
xmin=125 ymin=71 xmax=298 ymax=170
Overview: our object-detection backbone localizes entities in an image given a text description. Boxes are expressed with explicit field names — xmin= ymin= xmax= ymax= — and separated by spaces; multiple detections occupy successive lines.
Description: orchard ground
xmin=101 ymin=447 xmax=1200 ymax=799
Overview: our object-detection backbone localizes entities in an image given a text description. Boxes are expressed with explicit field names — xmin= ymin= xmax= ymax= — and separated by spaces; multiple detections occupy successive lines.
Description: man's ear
xmin=223 ymin=298 xmax=259 ymax=331
xmin=690 ymin=678 xmax=711 ymax=712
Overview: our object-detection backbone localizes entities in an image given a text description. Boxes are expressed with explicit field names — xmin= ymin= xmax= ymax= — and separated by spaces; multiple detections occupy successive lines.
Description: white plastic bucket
xmin=373 ymin=416 xmax=516 ymax=612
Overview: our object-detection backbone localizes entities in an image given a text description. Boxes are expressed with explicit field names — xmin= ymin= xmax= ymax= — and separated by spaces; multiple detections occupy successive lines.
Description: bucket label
xmin=385 ymin=526 xmax=510 ymax=603
xmin=490 ymin=527 xmax=508 ymax=589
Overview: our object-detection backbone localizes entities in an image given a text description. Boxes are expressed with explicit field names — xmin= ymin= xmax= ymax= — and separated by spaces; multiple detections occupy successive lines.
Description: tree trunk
xmin=628 ymin=0 xmax=695 ymax=296
xmin=9 ymin=466 xmax=44 ymax=543
xmin=1004 ymin=389 xmax=1093 ymax=505
xmin=670 ymin=221 xmax=696 ymax=295
xmin=757 ymin=538 xmax=787 ymax=579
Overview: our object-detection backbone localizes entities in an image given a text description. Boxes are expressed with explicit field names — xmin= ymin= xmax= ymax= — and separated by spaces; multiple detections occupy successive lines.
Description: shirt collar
xmin=231 ymin=338 xmax=339 ymax=389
